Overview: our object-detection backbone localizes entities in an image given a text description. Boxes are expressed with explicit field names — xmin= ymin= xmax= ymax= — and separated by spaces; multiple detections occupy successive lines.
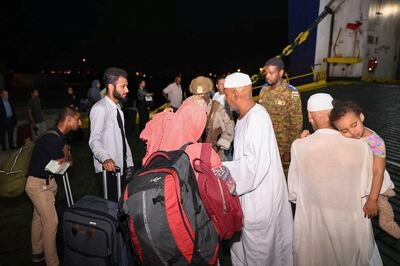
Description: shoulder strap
xmin=179 ymin=142 xmax=192 ymax=151
xmin=200 ymin=143 xmax=212 ymax=163
xmin=287 ymin=84 xmax=298 ymax=91
xmin=206 ymin=101 xmax=219 ymax=129
xmin=35 ymin=130 xmax=61 ymax=143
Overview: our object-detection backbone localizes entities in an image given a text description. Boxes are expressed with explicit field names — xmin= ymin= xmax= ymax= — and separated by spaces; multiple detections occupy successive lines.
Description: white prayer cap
xmin=307 ymin=93 xmax=334 ymax=112
xmin=224 ymin=72 xmax=252 ymax=89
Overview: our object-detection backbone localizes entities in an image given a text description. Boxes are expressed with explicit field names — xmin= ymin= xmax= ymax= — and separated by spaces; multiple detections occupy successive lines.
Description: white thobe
xmin=288 ymin=129 xmax=383 ymax=266
xmin=223 ymin=104 xmax=293 ymax=266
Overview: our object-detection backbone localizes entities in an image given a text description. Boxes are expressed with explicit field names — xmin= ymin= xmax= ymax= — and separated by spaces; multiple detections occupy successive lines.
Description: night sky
xmin=1 ymin=0 xmax=288 ymax=77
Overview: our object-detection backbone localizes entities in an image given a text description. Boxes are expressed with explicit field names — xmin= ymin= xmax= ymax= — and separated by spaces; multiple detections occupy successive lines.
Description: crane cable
xmin=251 ymin=0 xmax=346 ymax=85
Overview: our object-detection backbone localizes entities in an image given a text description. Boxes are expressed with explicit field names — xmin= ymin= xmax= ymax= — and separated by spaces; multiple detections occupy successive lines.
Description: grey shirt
xmin=89 ymin=96 xmax=134 ymax=173
xmin=163 ymin=82 xmax=182 ymax=109
xmin=87 ymin=86 xmax=102 ymax=105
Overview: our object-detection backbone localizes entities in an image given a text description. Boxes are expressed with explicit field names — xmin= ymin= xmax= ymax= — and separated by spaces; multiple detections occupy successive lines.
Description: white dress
xmin=288 ymin=129 xmax=383 ymax=266
xmin=223 ymin=104 xmax=293 ymax=266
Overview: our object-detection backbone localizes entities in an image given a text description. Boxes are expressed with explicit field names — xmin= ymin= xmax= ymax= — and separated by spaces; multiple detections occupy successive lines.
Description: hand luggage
xmin=56 ymin=172 xmax=74 ymax=257
xmin=102 ymin=167 xmax=122 ymax=200
xmin=120 ymin=145 xmax=219 ymax=265
xmin=194 ymin=144 xmax=243 ymax=240
xmin=0 ymin=130 xmax=59 ymax=198
xmin=63 ymin=167 xmax=134 ymax=266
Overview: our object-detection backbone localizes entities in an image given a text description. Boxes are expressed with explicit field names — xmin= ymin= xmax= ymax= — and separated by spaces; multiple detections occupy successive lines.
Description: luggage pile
xmin=60 ymin=145 xmax=243 ymax=265
xmin=120 ymin=145 xmax=243 ymax=265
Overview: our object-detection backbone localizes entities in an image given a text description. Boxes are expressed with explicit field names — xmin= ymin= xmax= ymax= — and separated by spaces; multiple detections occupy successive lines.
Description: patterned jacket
xmin=205 ymin=100 xmax=235 ymax=160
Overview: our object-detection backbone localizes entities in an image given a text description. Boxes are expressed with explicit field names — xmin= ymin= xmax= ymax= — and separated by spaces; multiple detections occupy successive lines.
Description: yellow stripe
xmin=324 ymin=57 xmax=362 ymax=64
xmin=287 ymin=72 xmax=314 ymax=81
xmin=296 ymin=80 xmax=328 ymax=92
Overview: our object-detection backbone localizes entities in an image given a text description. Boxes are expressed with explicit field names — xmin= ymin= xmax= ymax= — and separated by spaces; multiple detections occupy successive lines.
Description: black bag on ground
xmin=120 ymin=146 xmax=219 ymax=265
xmin=63 ymin=195 xmax=133 ymax=266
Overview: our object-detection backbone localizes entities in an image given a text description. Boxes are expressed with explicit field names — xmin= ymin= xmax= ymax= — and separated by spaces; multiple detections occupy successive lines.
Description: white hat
xmin=224 ymin=72 xmax=252 ymax=88
xmin=307 ymin=93 xmax=334 ymax=112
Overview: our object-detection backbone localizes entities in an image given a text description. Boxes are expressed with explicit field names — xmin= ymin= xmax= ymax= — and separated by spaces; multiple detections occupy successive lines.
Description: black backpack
xmin=120 ymin=146 xmax=219 ymax=265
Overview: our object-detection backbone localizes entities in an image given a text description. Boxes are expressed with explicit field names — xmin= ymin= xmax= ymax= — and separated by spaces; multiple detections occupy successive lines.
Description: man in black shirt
xmin=25 ymin=107 xmax=81 ymax=265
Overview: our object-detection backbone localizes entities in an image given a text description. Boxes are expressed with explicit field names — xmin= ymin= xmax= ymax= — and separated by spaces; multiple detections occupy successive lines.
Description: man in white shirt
xmin=212 ymin=75 xmax=226 ymax=106
xmin=288 ymin=93 xmax=383 ymax=266
xmin=222 ymin=72 xmax=293 ymax=266
xmin=162 ymin=75 xmax=183 ymax=111
xmin=89 ymin=67 xmax=134 ymax=201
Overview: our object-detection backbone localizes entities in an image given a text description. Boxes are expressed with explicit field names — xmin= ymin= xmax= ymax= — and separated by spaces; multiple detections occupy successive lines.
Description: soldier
xmin=259 ymin=57 xmax=303 ymax=175
xmin=187 ymin=76 xmax=234 ymax=161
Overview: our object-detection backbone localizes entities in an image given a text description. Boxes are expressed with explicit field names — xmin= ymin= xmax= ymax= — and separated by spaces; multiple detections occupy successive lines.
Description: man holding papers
xmin=25 ymin=107 xmax=81 ymax=266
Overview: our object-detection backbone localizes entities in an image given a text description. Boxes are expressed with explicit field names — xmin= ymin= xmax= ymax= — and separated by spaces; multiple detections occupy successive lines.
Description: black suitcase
xmin=56 ymin=172 xmax=75 ymax=257
xmin=63 ymin=168 xmax=133 ymax=266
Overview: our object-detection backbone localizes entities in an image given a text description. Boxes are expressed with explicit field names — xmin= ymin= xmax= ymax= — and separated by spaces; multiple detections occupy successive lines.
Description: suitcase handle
xmin=63 ymin=173 xmax=74 ymax=207
xmin=102 ymin=166 xmax=121 ymax=200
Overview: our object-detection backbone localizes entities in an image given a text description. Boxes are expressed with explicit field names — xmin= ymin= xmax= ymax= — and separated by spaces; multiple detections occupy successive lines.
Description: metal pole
xmin=116 ymin=167 xmax=121 ymax=199
xmin=63 ymin=174 xmax=71 ymax=207
xmin=65 ymin=173 xmax=74 ymax=206
xmin=327 ymin=12 xmax=335 ymax=80
xmin=103 ymin=170 xmax=108 ymax=200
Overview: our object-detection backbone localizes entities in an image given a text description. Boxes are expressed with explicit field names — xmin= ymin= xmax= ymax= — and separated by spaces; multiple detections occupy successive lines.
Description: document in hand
xmin=45 ymin=160 xmax=70 ymax=175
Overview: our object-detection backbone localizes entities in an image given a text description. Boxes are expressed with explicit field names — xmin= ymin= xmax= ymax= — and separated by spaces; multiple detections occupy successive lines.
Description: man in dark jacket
xmin=0 ymin=90 xmax=17 ymax=150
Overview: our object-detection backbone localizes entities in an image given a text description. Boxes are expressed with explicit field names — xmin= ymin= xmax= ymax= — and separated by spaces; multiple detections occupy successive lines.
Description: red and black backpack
xmin=120 ymin=145 xmax=219 ymax=265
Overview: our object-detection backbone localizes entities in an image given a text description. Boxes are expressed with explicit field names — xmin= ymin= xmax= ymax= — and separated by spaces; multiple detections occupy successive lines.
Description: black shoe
xmin=32 ymin=253 xmax=45 ymax=263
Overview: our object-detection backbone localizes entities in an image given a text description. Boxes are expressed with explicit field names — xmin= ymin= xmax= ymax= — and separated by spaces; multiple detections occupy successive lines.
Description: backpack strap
xmin=117 ymin=190 xmax=141 ymax=265
xmin=206 ymin=101 xmax=219 ymax=129
xmin=287 ymin=84 xmax=298 ymax=91
xmin=35 ymin=130 xmax=61 ymax=143
xmin=186 ymin=162 xmax=208 ymax=266
xmin=179 ymin=142 xmax=192 ymax=151
xmin=200 ymin=143 xmax=212 ymax=163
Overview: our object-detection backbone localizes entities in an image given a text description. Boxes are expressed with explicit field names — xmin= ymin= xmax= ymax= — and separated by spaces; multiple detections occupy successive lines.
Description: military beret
xmin=189 ymin=76 xmax=213 ymax=95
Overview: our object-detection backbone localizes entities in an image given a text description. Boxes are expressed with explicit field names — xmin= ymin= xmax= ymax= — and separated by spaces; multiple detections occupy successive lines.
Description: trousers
xmin=25 ymin=176 xmax=59 ymax=266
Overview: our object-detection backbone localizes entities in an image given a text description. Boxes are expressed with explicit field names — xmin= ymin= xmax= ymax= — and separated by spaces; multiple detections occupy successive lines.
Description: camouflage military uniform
xmin=259 ymin=80 xmax=303 ymax=174
xmin=205 ymin=100 xmax=235 ymax=161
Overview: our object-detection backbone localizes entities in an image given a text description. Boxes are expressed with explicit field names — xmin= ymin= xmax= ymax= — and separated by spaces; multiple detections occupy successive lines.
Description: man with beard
xmin=89 ymin=67 xmax=134 ymax=201
xmin=259 ymin=57 xmax=303 ymax=176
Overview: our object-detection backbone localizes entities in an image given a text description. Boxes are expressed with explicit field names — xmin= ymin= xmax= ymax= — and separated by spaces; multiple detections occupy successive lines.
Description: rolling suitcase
xmin=63 ymin=167 xmax=133 ymax=266
xmin=56 ymin=172 xmax=74 ymax=257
